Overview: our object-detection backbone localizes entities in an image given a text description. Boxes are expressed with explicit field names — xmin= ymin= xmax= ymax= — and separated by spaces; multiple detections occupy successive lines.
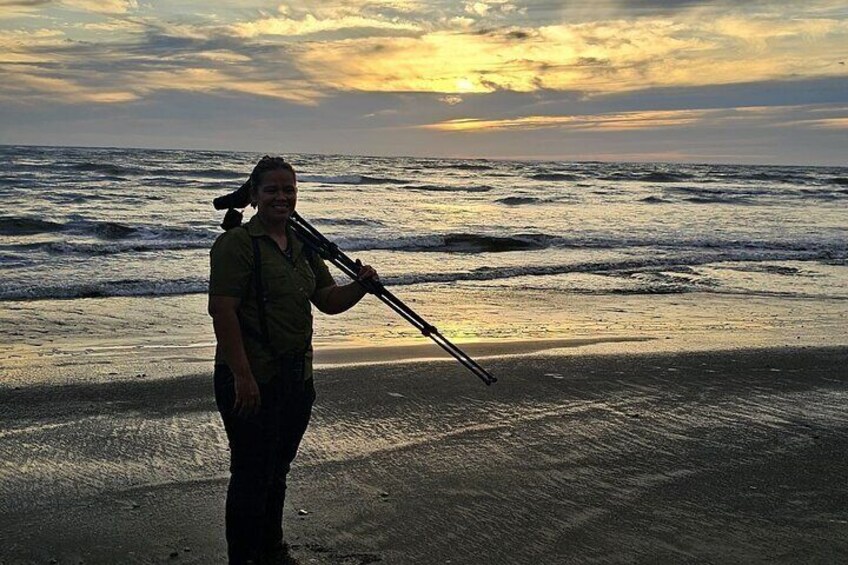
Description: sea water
xmin=1 ymin=145 xmax=847 ymax=382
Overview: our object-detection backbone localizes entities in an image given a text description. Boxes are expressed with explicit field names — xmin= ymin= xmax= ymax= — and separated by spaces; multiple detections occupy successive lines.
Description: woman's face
xmin=253 ymin=168 xmax=297 ymax=225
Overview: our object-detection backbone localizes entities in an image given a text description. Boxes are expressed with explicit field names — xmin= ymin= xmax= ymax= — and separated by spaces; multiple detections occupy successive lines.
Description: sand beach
xmin=2 ymin=341 xmax=847 ymax=564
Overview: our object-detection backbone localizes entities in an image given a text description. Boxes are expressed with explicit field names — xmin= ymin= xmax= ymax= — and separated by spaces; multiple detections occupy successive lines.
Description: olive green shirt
xmin=209 ymin=215 xmax=335 ymax=383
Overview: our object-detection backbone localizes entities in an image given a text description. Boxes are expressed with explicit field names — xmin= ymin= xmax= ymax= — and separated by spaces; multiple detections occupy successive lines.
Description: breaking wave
xmin=601 ymin=171 xmax=694 ymax=183
xmin=444 ymin=163 xmax=494 ymax=171
xmin=0 ymin=216 xmax=66 ymax=236
xmin=529 ymin=173 xmax=579 ymax=182
xmin=0 ymin=216 xmax=213 ymax=245
xmin=299 ymin=174 xmax=410 ymax=185
xmin=6 ymin=245 xmax=843 ymax=302
xmin=406 ymin=184 xmax=493 ymax=193
xmin=496 ymin=196 xmax=543 ymax=205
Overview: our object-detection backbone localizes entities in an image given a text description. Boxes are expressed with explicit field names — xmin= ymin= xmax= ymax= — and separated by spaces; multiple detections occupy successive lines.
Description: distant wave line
xmin=3 ymin=248 xmax=844 ymax=302
xmin=3 ymin=223 xmax=846 ymax=259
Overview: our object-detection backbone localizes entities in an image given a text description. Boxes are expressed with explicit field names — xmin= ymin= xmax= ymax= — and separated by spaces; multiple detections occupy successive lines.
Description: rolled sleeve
xmin=209 ymin=229 xmax=252 ymax=297
xmin=310 ymin=254 xmax=336 ymax=291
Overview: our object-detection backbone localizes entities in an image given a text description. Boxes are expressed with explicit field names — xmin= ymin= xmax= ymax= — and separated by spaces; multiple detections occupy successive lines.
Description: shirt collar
xmin=245 ymin=214 xmax=305 ymax=260
xmin=244 ymin=213 xmax=267 ymax=237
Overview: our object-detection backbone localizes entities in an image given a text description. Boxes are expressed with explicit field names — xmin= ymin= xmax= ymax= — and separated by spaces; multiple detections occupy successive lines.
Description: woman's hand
xmin=356 ymin=262 xmax=380 ymax=285
xmin=233 ymin=373 xmax=261 ymax=417
xmin=209 ymin=295 xmax=260 ymax=416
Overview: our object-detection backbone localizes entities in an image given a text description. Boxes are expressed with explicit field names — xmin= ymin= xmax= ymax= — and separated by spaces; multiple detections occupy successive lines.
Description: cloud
xmin=293 ymin=11 xmax=848 ymax=95
xmin=3 ymin=81 xmax=846 ymax=165
xmin=420 ymin=108 xmax=714 ymax=131
xmin=363 ymin=107 xmax=400 ymax=118
xmin=465 ymin=2 xmax=490 ymax=17
xmin=708 ymin=13 xmax=845 ymax=46
xmin=0 ymin=0 xmax=51 ymax=19
xmin=771 ymin=105 xmax=848 ymax=129
xmin=802 ymin=117 xmax=848 ymax=129
xmin=228 ymin=11 xmax=421 ymax=38
xmin=0 ymin=1 xmax=53 ymax=5
xmin=419 ymin=103 xmax=848 ymax=135
xmin=0 ymin=0 xmax=846 ymax=131
xmin=0 ymin=17 xmax=325 ymax=105
xmin=618 ymin=0 xmax=719 ymax=13
xmin=131 ymin=67 xmax=318 ymax=103
xmin=0 ymin=27 xmax=65 ymax=63
xmin=464 ymin=0 xmax=519 ymax=18
xmin=61 ymin=0 xmax=137 ymax=14
xmin=439 ymin=95 xmax=463 ymax=105
xmin=0 ymin=62 xmax=141 ymax=103
xmin=0 ymin=0 xmax=138 ymax=17
xmin=0 ymin=26 xmax=62 ymax=40
xmin=79 ymin=19 xmax=147 ymax=33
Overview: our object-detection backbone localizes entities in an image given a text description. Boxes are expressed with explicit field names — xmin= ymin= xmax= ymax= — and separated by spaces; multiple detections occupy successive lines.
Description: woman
xmin=209 ymin=156 xmax=378 ymax=565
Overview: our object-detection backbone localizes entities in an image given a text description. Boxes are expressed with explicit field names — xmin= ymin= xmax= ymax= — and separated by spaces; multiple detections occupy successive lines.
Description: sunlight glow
xmin=295 ymin=16 xmax=847 ymax=96
xmin=420 ymin=105 xmax=848 ymax=133
xmin=0 ymin=0 xmax=846 ymax=162
xmin=421 ymin=110 xmax=714 ymax=132
xmin=62 ymin=0 xmax=138 ymax=15
xmin=800 ymin=118 xmax=848 ymax=129
xmin=229 ymin=13 xmax=420 ymax=38
xmin=1 ymin=3 xmax=846 ymax=103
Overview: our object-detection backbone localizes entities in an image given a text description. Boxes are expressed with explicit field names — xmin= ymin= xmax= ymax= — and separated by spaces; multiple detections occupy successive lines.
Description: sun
xmin=455 ymin=78 xmax=475 ymax=92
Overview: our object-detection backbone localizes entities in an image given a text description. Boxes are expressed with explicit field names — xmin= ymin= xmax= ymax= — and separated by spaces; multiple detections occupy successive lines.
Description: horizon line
xmin=2 ymin=143 xmax=844 ymax=169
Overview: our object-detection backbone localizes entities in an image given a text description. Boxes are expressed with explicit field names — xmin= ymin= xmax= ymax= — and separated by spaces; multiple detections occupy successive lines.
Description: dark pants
xmin=214 ymin=362 xmax=315 ymax=565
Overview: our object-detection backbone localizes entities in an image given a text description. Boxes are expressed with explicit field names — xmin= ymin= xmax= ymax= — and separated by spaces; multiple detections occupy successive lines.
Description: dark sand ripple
xmin=1 ymin=347 xmax=846 ymax=564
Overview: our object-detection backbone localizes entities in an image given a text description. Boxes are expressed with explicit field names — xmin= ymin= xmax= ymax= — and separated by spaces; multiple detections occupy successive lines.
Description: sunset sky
xmin=1 ymin=1 xmax=846 ymax=164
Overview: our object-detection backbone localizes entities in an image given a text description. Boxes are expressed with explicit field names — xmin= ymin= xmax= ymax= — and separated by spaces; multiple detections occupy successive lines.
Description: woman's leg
xmin=261 ymin=377 xmax=316 ymax=556
xmin=215 ymin=365 xmax=278 ymax=565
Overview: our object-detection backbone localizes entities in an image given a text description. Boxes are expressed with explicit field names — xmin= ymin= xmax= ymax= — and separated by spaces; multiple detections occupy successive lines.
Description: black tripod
xmin=288 ymin=212 xmax=497 ymax=386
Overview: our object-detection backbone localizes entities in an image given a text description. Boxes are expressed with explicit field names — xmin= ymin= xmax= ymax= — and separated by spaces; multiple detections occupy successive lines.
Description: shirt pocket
xmin=294 ymin=259 xmax=317 ymax=297
xmin=258 ymin=255 xmax=288 ymax=295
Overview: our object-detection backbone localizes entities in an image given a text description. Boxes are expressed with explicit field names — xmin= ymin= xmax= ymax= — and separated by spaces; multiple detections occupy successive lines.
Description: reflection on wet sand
xmin=1 ymin=347 xmax=846 ymax=563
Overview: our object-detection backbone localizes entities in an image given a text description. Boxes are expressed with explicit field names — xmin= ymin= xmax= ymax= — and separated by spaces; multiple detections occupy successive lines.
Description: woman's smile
xmin=256 ymin=168 xmax=297 ymax=224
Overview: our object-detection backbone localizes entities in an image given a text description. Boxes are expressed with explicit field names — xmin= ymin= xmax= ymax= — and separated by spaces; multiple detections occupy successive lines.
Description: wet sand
xmin=1 ymin=346 xmax=847 ymax=564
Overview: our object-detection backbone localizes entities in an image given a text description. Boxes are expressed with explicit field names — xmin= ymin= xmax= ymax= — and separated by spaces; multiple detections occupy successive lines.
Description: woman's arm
xmin=312 ymin=264 xmax=379 ymax=315
xmin=208 ymin=295 xmax=261 ymax=415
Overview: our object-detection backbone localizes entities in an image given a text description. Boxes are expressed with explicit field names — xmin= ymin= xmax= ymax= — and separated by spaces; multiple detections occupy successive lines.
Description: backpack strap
xmin=242 ymin=225 xmax=315 ymax=355
xmin=250 ymin=234 xmax=271 ymax=346
xmin=233 ymin=226 xmax=272 ymax=348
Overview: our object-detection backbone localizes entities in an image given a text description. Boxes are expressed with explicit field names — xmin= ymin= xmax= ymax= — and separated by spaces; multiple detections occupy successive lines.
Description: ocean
xmin=3 ymin=145 xmax=847 ymax=564
xmin=1 ymin=145 xmax=847 ymax=384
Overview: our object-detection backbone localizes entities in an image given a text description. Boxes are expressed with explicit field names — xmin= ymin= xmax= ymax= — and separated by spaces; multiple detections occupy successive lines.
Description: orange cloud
xmin=229 ymin=13 xmax=419 ymax=38
xmin=419 ymin=105 xmax=848 ymax=133
xmin=296 ymin=15 xmax=847 ymax=95
xmin=788 ymin=117 xmax=848 ymax=129
xmin=1 ymin=2 xmax=846 ymax=106
xmin=420 ymin=109 xmax=713 ymax=132
xmin=62 ymin=0 xmax=138 ymax=15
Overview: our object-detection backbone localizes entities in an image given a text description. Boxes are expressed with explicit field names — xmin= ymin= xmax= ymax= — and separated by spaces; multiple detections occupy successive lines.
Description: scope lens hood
xmin=213 ymin=180 xmax=251 ymax=210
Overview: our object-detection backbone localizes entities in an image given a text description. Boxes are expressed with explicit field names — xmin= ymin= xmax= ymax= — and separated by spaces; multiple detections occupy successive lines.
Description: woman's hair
xmin=249 ymin=155 xmax=297 ymax=197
